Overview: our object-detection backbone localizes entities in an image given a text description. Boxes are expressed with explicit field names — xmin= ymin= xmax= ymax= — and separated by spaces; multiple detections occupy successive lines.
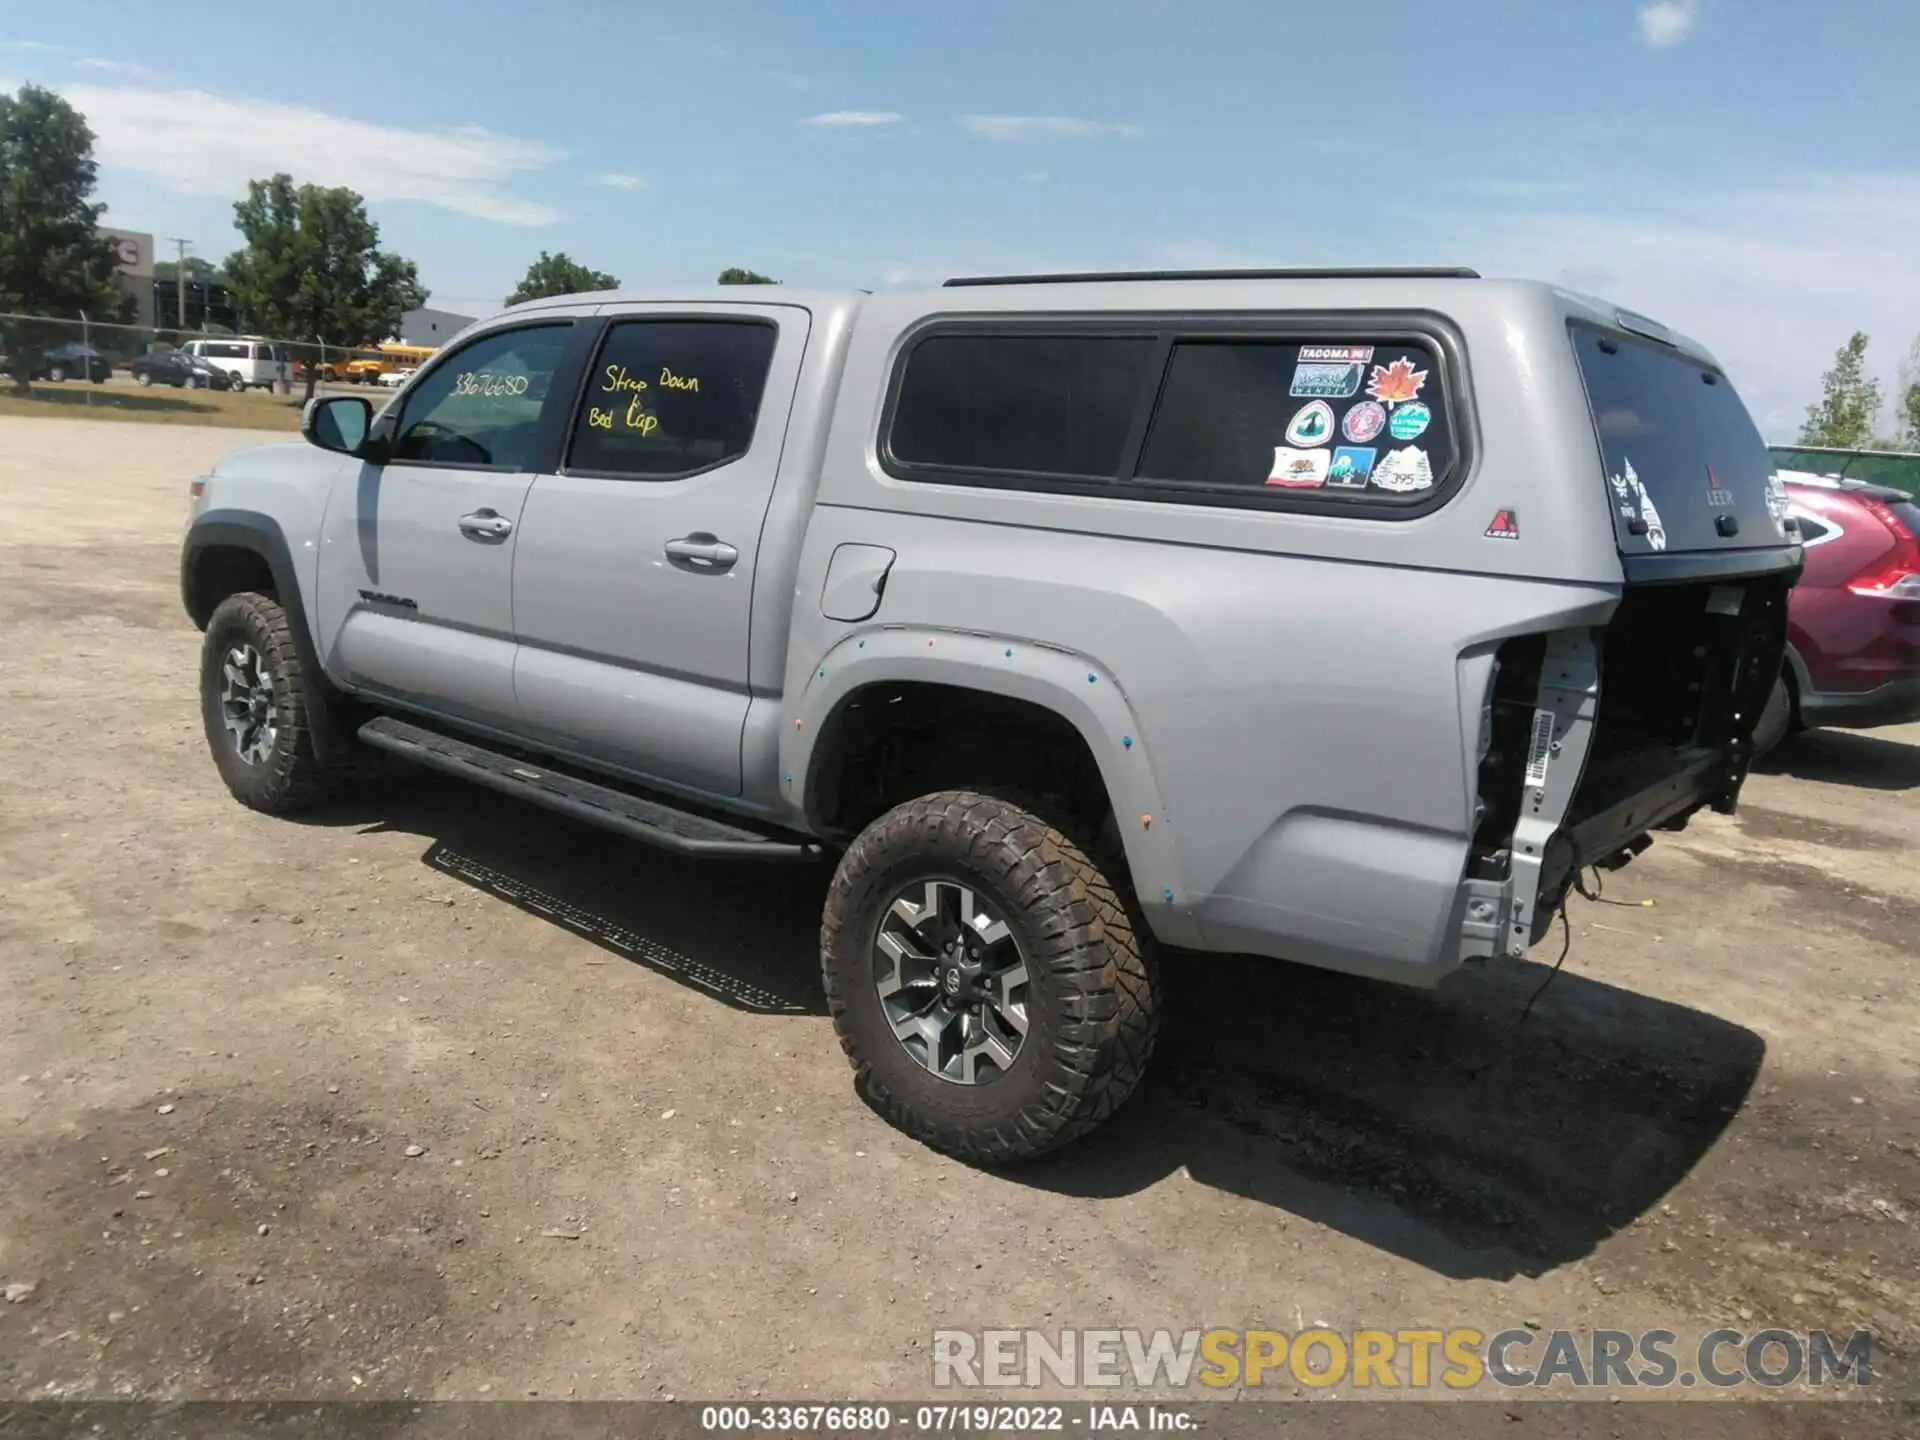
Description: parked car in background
xmin=377 ymin=368 xmax=416 ymax=389
xmin=128 ymin=350 xmax=233 ymax=390
xmin=1771 ymin=444 xmax=1920 ymax=502
xmin=180 ymin=337 xmax=290 ymax=393
xmin=38 ymin=342 xmax=115 ymax=383
xmin=1755 ymin=468 xmax=1920 ymax=752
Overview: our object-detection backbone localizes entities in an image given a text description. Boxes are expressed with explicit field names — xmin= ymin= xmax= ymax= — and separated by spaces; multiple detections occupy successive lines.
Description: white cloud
xmin=74 ymin=56 xmax=158 ymax=79
xmin=596 ymin=172 xmax=644 ymax=190
xmin=802 ymin=110 xmax=903 ymax=127
xmin=959 ymin=114 xmax=1144 ymax=141
xmin=1021 ymin=171 xmax=1051 ymax=185
xmin=1638 ymin=1 xmax=1700 ymax=49
xmin=1434 ymin=169 xmax=1920 ymax=439
xmin=882 ymin=265 xmax=913 ymax=287
xmin=55 ymin=82 xmax=562 ymax=226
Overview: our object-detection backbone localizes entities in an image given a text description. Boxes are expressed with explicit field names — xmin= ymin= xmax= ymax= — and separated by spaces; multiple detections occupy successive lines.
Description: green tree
xmin=717 ymin=267 xmax=778 ymax=285
xmin=505 ymin=251 xmax=619 ymax=306
xmin=1798 ymin=331 xmax=1883 ymax=449
xmin=224 ymin=174 xmax=427 ymax=400
xmin=1896 ymin=334 xmax=1920 ymax=450
xmin=0 ymin=84 xmax=126 ymax=390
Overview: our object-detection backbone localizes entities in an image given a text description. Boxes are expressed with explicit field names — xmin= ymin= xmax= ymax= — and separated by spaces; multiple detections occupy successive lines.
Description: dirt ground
xmin=1 ymin=418 xmax=1915 ymax=1426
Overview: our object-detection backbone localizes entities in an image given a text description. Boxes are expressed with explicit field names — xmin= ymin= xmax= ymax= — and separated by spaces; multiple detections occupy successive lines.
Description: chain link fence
xmin=0 ymin=312 xmax=402 ymax=396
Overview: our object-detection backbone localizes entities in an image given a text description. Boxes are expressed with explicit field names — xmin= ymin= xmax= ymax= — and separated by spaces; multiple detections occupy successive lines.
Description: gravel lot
xmin=0 ymin=418 xmax=1914 ymax=1426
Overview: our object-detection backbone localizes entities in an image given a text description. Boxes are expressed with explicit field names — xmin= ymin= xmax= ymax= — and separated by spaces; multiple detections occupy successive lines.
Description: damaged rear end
xmin=1461 ymin=313 xmax=1800 ymax=961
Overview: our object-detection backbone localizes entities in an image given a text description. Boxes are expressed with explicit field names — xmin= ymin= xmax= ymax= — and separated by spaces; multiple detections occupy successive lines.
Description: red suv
xmin=1758 ymin=457 xmax=1920 ymax=752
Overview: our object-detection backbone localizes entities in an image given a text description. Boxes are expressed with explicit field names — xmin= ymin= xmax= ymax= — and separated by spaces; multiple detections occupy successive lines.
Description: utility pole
xmin=167 ymin=238 xmax=192 ymax=329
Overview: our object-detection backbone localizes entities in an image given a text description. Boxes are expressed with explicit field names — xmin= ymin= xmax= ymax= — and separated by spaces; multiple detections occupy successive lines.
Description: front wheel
xmin=134 ymin=371 xmax=153 ymax=387
xmin=821 ymin=791 xmax=1160 ymax=1163
xmin=47 ymin=365 xmax=67 ymax=383
xmin=228 ymin=375 xmax=247 ymax=393
xmin=198 ymin=591 xmax=344 ymax=813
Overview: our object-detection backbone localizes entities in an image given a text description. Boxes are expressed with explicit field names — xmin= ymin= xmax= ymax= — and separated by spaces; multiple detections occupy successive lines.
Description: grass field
xmin=0 ymin=380 xmax=385 ymax=431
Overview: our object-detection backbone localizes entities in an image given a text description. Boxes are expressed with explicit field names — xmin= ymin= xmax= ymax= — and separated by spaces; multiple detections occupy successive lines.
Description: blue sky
xmin=6 ymin=0 xmax=1919 ymax=438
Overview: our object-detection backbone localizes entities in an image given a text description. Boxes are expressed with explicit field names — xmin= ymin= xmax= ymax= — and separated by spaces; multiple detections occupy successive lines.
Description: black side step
xmin=357 ymin=717 xmax=821 ymax=860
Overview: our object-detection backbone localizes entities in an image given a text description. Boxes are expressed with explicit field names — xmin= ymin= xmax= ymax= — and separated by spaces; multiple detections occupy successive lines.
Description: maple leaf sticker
xmin=1366 ymin=356 xmax=1428 ymax=409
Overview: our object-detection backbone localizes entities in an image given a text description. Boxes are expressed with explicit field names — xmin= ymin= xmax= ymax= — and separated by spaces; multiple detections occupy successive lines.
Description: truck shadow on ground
xmin=1021 ymin=950 xmax=1765 ymax=1282
xmin=302 ymin=771 xmax=1763 ymax=1285
xmin=302 ymin=771 xmax=831 ymax=1016
xmin=1756 ymin=727 xmax=1920 ymax=791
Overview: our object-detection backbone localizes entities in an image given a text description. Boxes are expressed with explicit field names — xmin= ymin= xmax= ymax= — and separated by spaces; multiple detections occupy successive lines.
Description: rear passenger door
xmin=511 ymin=306 xmax=807 ymax=798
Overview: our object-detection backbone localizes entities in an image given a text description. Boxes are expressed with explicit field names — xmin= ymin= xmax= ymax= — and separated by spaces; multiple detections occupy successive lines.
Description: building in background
xmin=397 ymin=307 xmax=476 ymax=347
xmin=100 ymin=228 xmax=154 ymax=327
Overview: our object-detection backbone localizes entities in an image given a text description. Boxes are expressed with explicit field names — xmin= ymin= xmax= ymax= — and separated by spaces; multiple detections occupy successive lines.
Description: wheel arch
xmin=783 ymin=629 xmax=1195 ymax=940
xmin=183 ymin=510 xmax=331 ymax=696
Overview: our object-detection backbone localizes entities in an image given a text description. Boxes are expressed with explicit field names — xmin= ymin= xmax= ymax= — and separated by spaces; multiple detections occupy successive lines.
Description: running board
xmin=357 ymin=716 xmax=822 ymax=860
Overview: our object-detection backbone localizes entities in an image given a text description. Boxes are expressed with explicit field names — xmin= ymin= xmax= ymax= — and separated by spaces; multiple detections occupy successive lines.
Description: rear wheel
xmin=822 ymin=790 xmax=1159 ymax=1163
xmin=48 ymin=365 xmax=67 ymax=383
xmin=198 ymin=591 xmax=344 ymax=813
xmin=134 ymin=371 xmax=153 ymax=387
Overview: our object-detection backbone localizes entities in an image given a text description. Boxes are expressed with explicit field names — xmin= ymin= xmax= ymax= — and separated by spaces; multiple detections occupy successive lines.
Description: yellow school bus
xmin=343 ymin=343 xmax=437 ymax=384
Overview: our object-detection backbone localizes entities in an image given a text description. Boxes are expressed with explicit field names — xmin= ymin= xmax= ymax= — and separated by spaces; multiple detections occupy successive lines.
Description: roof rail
xmin=941 ymin=267 xmax=1482 ymax=288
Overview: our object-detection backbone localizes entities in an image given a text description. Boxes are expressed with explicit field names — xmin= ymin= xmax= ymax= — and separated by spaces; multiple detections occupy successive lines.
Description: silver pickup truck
xmin=181 ymin=268 xmax=1799 ymax=1160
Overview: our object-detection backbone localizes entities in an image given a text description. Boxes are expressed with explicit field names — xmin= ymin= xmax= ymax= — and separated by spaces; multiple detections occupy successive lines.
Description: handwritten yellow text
xmin=623 ymin=395 xmax=660 ymax=436
xmin=658 ymin=366 xmax=700 ymax=393
xmin=603 ymin=364 xmax=649 ymax=396
xmin=587 ymin=407 xmax=613 ymax=430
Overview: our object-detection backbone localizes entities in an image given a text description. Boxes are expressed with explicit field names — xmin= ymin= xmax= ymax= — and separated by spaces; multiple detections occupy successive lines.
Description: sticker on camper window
xmin=1266 ymin=446 xmax=1330 ymax=488
xmin=1284 ymin=399 xmax=1336 ymax=448
xmin=1290 ymin=361 xmax=1365 ymax=398
xmin=1389 ymin=400 xmax=1431 ymax=441
xmin=1371 ymin=446 xmax=1434 ymax=493
xmin=1326 ymin=446 xmax=1376 ymax=489
xmin=1342 ymin=400 xmax=1387 ymax=444
xmin=1365 ymin=356 xmax=1429 ymax=409
xmin=1611 ymin=458 xmax=1668 ymax=551
xmin=1298 ymin=344 xmax=1375 ymax=364
xmin=1524 ymin=708 xmax=1557 ymax=788
xmin=1764 ymin=473 xmax=1790 ymax=536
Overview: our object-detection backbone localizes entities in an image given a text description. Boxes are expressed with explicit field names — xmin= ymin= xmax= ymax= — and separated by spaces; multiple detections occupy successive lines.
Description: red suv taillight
xmin=1846 ymin=495 xmax=1920 ymax=600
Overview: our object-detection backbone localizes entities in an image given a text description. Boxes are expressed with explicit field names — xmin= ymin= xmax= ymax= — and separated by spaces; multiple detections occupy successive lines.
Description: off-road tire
xmin=821 ymin=790 xmax=1160 ymax=1163
xmin=199 ymin=590 xmax=344 ymax=813
xmin=1753 ymin=671 xmax=1795 ymax=759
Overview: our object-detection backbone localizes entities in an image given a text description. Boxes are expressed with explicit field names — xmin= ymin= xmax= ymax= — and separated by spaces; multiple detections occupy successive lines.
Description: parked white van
xmin=180 ymin=338 xmax=290 ymax=393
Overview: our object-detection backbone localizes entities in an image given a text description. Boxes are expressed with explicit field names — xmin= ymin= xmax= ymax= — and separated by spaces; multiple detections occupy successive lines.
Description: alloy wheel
xmin=219 ymin=643 xmax=278 ymax=765
xmin=872 ymin=877 xmax=1030 ymax=1085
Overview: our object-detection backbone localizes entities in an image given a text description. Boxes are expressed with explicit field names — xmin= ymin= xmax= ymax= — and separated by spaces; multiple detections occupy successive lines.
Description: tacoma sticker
xmin=1371 ymin=446 xmax=1435 ymax=493
xmin=1366 ymin=356 xmax=1429 ymax=408
xmin=1524 ymin=708 xmax=1557 ymax=788
xmin=1326 ymin=446 xmax=1377 ymax=488
xmin=1388 ymin=400 xmax=1431 ymax=440
xmin=1290 ymin=362 xmax=1365 ymax=398
xmin=1266 ymin=446 xmax=1331 ymax=488
xmin=1285 ymin=399 xmax=1337 ymax=448
xmin=1342 ymin=400 xmax=1387 ymax=444
xmin=1298 ymin=344 xmax=1375 ymax=364
xmin=1484 ymin=508 xmax=1520 ymax=540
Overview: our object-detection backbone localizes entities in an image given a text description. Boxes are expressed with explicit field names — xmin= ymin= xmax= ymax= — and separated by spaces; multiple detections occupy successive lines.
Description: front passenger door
xmin=314 ymin=321 xmax=577 ymax=729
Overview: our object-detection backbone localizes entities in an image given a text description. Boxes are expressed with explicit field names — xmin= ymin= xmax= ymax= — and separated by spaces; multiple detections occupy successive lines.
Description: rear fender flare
xmin=782 ymin=627 xmax=1195 ymax=939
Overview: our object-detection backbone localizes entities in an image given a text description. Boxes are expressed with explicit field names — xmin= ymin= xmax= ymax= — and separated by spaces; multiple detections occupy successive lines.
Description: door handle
xmin=458 ymin=509 xmax=513 ymax=540
xmin=664 ymin=533 xmax=739 ymax=571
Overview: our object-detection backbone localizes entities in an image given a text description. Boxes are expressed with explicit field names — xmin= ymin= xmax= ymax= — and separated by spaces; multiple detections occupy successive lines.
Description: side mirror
xmin=302 ymin=395 xmax=374 ymax=456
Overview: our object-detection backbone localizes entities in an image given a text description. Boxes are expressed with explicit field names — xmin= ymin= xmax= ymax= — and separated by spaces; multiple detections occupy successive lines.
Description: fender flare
xmin=779 ymin=626 xmax=1196 ymax=937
